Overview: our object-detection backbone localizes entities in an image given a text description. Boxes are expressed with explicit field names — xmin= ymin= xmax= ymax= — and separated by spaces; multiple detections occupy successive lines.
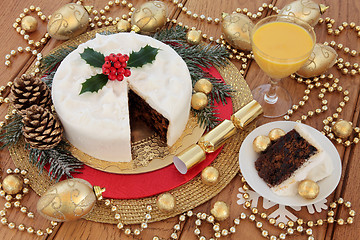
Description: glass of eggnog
xmin=250 ymin=15 xmax=316 ymax=118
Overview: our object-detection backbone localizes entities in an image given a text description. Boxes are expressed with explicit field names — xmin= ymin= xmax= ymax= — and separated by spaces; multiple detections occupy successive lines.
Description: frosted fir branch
xmin=0 ymin=114 xmax=23 ymax=150
xmin=28 ymin=142 xmax=83 ymax=182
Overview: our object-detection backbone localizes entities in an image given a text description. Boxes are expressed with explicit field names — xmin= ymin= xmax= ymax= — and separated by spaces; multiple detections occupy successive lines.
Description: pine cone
xmin=22 ymin=105 xmax=63 ymax=150
xmin=11 ymin=74 xmax=51 ymax=115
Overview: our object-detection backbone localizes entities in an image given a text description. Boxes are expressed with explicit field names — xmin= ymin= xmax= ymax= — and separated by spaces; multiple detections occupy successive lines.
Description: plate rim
xmin=239 ymin=121 xmax=342 ymax=207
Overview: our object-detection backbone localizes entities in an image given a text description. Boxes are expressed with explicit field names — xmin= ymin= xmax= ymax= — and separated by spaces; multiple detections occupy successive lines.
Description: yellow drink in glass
xmin=250 ymin=15 xmax=315 ymax=118
xmin=252 ymin=21 xmax=314 ymax=79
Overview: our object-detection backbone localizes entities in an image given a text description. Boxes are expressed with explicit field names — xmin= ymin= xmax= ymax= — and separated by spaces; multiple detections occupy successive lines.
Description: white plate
xmin=239 ymin=121 xmax=342 ymax=207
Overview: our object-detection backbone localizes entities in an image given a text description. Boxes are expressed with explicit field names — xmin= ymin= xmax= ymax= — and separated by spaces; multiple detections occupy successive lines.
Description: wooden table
xmin=0 ymin=0 xmax=359 ymax=239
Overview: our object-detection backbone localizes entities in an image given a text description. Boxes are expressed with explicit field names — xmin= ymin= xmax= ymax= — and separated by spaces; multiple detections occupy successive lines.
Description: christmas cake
xmin=255 ymin=124 xmax=333 ymax=196
xmin=51 ymin=32 xmax=192 ymax=162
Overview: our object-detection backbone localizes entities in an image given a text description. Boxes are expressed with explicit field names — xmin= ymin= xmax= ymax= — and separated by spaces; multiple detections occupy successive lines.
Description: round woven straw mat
xmin=9 ymin=26 xmax=254 ymax=224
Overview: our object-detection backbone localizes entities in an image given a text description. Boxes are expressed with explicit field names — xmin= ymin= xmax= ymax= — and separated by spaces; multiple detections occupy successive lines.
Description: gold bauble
xmin=279 ymin=0 xmax=329 ymax=27
xmin=186 ymin=30 xmax=202 ymax=45
xmin=210 ymin=201 xmax=230 ymax=221
xmin=298 ymin=179 xmax=320 ymax=199
xmin=21 ymin=16 xmax=38 ymax=33
xmin=191 ymin=92 xmax=208 ymax=110
xmin=156 ymin=193 xmax=176 ymax=212
xmin=37 ymin=178 xmax=96 ymax=222
xmin=2 ymin=174 xmax=23 ymax=195
xmin=201 ymin=166 xmax=220 ymax=185
xmin=253 ymin=135 xmax=271 ymax=153
xmin=268 ymin=128 xmax=286 ymax=141
xmin=47 ymin=3 xmax=89 ymax=40
xmin=116 ymin=19 xmax=131 ymax=32
xmin=194 ymin=78 xmax=213 ymax=95
xmin=221 ymin=13 xmax=253 ymax=51
xmin=297 ymin=44 xmax=338 ymax=78
xmin=131 ymin=1 xmax=167 ymax=34
xmin=332 ymin=120 xmax=353 ymax=138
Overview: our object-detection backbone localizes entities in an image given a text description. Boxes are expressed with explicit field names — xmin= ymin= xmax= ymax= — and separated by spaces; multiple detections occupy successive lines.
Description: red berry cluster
xmin=102 ymin=53 xmax=131 ymax=81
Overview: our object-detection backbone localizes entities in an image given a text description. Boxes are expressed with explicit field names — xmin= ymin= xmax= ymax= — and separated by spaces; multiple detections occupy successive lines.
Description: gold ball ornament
xmin=156 ymin=193 xmax=176 ymax=212
xmin=332 ymin=120 xmax=353 ymax=138
xmin=298 ymin=179 xmax=320 ymax=199
xmin=191 ymin=92 xmax=208 ymax=110
xmin=186 ymin=30 xmax=202 ymax=45
xmin=37 ymin=178 xmax=97 ymax=222
xmin=201 ymin=166 xmax=220 ymax=185
xmin=21 ymin=16 xmax=38 ymax=33
xmin=210 ymin=201 xmax=230 ymax=221
xmin=297 ymin=44 xmax=338 ymax=78
xmin=253 ymin=135 xmax=271 ymax=153
xmin=2 ymin=174 xmax=23 ymax=195
xmin=131 ymin=1 xmax=167 ymax=34
xmin=116 ymin=19 xmax=131 ymax=32
xmin=268 ymin=128 xmax=286 ymax=141
xmin=47 ymin=3 xmax=89 ymax=40
xmin=279 ymin=0 xmax=329 ymax=27
xmin=194 ymin=78 xmax=213 ymax=95
xmin=221 ymin=12 xmax=253 ymax=51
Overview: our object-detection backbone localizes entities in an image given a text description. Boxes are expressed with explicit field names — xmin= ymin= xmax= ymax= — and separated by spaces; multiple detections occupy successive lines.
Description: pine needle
xmin=40 ymin=25 xmax=232 ymax=131
xmin=41 ymin=71 xmax=55 ymax=89
xmin=153 ymin=26 xmax=232 ymax=130
xmin=0 ymin=114 xmax=23 ymax=150
xmin=40 ymin=45 xmax=76 ymax=73
xmin=28 ymin=142 xmax=83 ymax=182
xmin=192 ymin=104 xmax=221 ymax=129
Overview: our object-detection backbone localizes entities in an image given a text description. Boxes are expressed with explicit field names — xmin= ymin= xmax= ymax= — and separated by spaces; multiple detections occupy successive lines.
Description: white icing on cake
xmin=52 ymin=32 xmax=192 ymax=162
xmin=271 ymin=124 xmax=333 ymax=196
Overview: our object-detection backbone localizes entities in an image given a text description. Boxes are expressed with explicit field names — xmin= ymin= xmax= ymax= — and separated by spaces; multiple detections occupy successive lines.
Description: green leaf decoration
xmin=127 ymin=45 xmax=160 ymax=68
xmin=80 ymin=48 xmax=105 ymax=68
xmin=80 ymin=74 xmax=109 ymax=94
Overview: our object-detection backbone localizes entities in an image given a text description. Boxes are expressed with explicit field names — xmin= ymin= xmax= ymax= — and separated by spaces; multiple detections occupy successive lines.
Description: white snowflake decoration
xmin=237 ymin=187 xmax=328 ymax=224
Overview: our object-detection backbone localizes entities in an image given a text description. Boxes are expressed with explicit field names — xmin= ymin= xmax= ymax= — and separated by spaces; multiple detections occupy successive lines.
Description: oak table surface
xmin=0 ymin=0 xmax=359 ymax=239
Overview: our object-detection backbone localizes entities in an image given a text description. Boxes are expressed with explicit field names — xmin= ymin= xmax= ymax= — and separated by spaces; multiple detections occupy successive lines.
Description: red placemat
xmin=68 ymin=66 xmax=233 ymax=199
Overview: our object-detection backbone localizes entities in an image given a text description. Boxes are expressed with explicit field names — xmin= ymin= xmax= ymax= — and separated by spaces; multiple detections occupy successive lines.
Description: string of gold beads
xmin=1 ymin=1 xmax=358 ymax=238
xmin=5 ymin=6 xmax=48 ymax=67
xmin=317 ymin=18 xmax=360 ymax=75
xmin=105 ymin=199 xmax=152 ymax=236
xmin=167 ymin=0 xmax=280 ymax=23
xmin=334 ymin=57 xmax=360 ymax=76
xmin=165 ymin=1 xmax=278 ymax=66
xmin=77 ymin=0 xmax=134 ymax=29
xmin=321 ymin=16 xmax=360 ymax=38
xmin=287 ymin=73 xmax=360 ymax=147
xmin=150 ymin=174 xmax=354 ymax=240
xmin=6 ymin=1 xmax=133 ymax=67
xmin=0 ymin=168 xmax=57 ymax=236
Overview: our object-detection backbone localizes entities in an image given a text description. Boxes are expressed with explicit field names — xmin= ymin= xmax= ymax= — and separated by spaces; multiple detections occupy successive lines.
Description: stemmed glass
xmin=250 ymin=15 xmax=316 ymax=118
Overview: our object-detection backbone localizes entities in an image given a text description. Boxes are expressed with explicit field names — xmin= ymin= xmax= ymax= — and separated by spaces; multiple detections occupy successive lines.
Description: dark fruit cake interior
xmin=128 ymin=89 xmax=169 ymax=142
xmin=255 ymin=129 xmax=318 ymax=187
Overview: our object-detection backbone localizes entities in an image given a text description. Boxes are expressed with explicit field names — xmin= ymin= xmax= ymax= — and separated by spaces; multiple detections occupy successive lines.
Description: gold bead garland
xmin=161 ymin=1 xmax=360 ymax=147
xmin=0 ymin=168 xmax=58 ymax=236
xmin=146 ymin=174 xmax=355 ymax=240
xmin=104 ymin=199 xmax=152 ymax=236
xmin=76 ymin=0 xmax=135 ymax=29
xmin=1 ymin=1 xmax=358 ymax=239
xmin=286 ymin=72 xmax=360 ymax=147
xmin=5 ymin=1 xmax=135 ymax=68
xmin=5 ymin=6 xmax=49 ymax=67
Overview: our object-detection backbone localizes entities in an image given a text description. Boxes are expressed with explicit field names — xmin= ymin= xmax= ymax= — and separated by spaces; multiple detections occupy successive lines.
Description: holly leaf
xmin=79 ymin=74 xmax=108 ymax=94
xmin=127 ymin=45 xmax=160 ymax=68
xmin=80 ymin=48 xmax=105 ymax=68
